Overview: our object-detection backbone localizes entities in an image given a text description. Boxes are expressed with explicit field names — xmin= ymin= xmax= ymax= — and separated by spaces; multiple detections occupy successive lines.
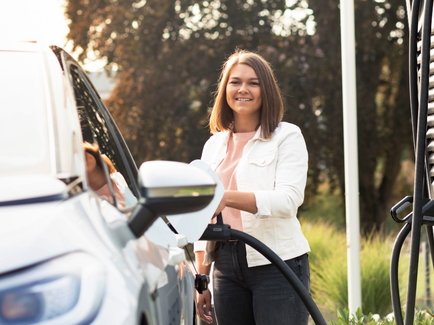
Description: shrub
xmin=303 ymin=221 xmax=348 ymax=316
xmin=359 ymin=234 xmax=393 ymax=316
xmin=303 ymin=222 xmax=394 ymax=319
xmin=303 ymin=221 xmax=346 ymax=266
xmin=331 ymin=308 xmax=434 ymax=325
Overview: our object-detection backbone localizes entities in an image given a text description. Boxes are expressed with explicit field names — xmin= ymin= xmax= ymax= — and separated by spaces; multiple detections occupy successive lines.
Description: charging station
xmin=389 ymin=1 xmax=434 ymax=324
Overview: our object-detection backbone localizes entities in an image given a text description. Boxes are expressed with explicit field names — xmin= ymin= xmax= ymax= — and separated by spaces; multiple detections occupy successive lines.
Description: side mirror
xmin=165 ymin=160 xmax=224 ymax=243
xmin=128 ymin=160 xmax=216 ymax=238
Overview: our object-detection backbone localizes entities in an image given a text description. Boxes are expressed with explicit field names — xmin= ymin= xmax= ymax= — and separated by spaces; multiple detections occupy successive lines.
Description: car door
xmin=57 ymin=49 xmax=193 ymax=325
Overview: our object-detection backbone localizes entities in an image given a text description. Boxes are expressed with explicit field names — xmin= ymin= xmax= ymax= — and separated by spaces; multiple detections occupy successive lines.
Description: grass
xmin=331 ymin=308 xmax=434 ymax=324
xmin=300 ymin=189 xmax=345 ymax=230
xmin=302 ymin=219 xmax=434 ymax=323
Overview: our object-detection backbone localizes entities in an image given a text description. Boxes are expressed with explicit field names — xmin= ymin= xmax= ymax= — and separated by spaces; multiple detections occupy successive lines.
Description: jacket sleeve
xmin=253 ymin=127 xmax=308 ymax=219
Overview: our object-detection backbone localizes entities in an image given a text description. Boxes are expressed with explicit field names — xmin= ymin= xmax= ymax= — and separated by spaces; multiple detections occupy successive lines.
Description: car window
xmin=68 ymin=64 xmax=139 ymax=210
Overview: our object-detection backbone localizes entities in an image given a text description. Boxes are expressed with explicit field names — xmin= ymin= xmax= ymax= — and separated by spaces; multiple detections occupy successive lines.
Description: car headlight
xmin=0 ymin=252 xmax=106 ymax=324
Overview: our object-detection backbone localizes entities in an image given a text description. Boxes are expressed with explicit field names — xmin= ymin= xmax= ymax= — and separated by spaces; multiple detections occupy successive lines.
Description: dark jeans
xmin=212 ymin=241 xmax=310 ymax=325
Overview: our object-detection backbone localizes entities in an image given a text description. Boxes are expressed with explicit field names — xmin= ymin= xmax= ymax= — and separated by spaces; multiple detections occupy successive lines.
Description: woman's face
xmin=225 ymin=63 xmax=262 ymax=121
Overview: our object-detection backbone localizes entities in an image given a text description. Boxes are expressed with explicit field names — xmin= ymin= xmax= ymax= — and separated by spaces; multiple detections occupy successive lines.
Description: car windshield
xmin=0 ymin=50 xmax=52 ymax=177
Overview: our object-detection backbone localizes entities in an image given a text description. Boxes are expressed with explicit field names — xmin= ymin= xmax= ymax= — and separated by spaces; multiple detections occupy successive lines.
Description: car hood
xmin=0 ymin=180 xmax=173 ymax=293
xmin=0 ymin=199 xmax=84 ymax=274
xmin=0 ymin=175 xmax=68 ymax=205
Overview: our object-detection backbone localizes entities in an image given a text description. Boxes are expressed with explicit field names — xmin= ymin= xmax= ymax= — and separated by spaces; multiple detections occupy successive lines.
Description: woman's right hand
xmin=196 ymin=289 xmax=214 ymax=324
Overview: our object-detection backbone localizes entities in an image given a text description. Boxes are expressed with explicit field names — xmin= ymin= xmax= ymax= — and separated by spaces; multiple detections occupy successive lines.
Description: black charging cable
xmin=199 ymin=214 xmax=327 ymax=325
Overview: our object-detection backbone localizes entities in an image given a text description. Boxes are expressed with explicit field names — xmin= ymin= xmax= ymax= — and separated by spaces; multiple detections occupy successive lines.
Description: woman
xmin=194 ymin=49 xmax=311 ymax=325
xmin=83 ymin=142 xmax=126 ymax=209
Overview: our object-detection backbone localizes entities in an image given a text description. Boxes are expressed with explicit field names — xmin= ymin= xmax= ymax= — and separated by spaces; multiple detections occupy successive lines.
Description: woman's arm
xmin=227 ymin=125 xmax=308 ymax=219
xmin=216 ymin=190 xmax=257 ymax=215
xmin=194 ymin=250 xmax=214 ymax=324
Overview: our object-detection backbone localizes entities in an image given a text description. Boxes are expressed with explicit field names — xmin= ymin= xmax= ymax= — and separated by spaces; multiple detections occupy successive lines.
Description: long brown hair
xmin=209 ymin=49 xmax=284 ymax=139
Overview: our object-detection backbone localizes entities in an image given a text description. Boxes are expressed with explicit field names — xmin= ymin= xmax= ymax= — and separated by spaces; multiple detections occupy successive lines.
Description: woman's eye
xmin=251 ymin=82 xmax=260 ymax=86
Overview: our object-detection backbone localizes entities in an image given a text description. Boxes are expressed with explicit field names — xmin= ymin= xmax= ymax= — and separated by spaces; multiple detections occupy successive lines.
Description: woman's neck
xmin=233 ymin=119 xmax=260 ymax=133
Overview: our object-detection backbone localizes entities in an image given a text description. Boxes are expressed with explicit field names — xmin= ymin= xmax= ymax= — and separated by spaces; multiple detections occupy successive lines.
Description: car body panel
xmin=0 ymin=41 xmax=217 ymax=324
xmin=0 ymin=175 xmax=67 ymax=204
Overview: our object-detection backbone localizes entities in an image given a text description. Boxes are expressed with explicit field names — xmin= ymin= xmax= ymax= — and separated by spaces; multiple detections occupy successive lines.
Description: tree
xmin=307 ymin=0 xmax=412 ymax=232
xmin=65 ymin=0 xmax=413 ymax=234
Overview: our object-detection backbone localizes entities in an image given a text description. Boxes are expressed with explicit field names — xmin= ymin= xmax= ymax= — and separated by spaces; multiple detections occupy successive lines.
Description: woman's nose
xmin=238 ymin=83 xmax=248 ymax=93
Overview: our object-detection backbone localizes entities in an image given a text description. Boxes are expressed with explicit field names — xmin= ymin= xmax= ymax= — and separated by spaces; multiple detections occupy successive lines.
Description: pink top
xmin=96 ymin=180 xmax=126 ymax=209
xmin=216 ymin=131 xmax=255 ymax=231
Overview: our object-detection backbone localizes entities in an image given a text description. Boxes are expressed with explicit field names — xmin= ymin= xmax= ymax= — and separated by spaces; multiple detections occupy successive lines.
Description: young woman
xmin=83 ymin=142 xmax=126 ymax=208
xmin=194 ymin=49 xmax=311 ymax=325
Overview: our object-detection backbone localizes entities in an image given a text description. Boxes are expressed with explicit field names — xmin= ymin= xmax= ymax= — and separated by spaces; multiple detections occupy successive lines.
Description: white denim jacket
xmin=200 ymin=121 xmax=310 ymax=267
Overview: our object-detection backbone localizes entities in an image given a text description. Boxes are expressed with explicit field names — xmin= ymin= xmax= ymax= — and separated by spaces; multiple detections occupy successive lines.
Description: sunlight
xmin=0 ymin=0 xmax=68 ymax=47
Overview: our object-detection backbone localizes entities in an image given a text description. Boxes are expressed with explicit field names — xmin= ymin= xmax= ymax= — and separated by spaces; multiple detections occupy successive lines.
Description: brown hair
xmin=83 ymin=142 xmax=117 ymax=174
xmin=209 ymin=49 xmax=284 ymax=139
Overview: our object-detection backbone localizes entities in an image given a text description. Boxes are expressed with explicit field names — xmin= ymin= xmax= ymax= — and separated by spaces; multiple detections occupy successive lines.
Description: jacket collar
xmin=252 ymin=126 xmax=268 ymax=141
xmin=222 ymin=126 xmax=269 ymax=142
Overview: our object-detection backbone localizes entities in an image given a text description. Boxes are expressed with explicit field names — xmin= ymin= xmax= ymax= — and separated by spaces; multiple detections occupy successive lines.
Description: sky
xmin=0 ymin=0 xmax=68 ymax=47
xmin=0 ymin=0 xmax=107 ymax=71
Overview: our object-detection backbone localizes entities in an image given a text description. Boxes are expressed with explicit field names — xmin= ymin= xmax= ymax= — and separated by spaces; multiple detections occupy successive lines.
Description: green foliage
xmin=303 ymin=222 xmax=393 ymax=319
xmin=302 ymin=221 xmax=345 ymax=269
xmin=331 ymin=308 xmax=434 ymax=325
xmin=359 ymin=235 xmax=393 ymax=316
xmin=301 ymin=189 xmax=345 ymax=230
xmin=413 ymin=310 xmax=434 ymax=325
xmin=303 ymin=219 xmax=434 ymax=323
xmin=306 ymin=223 xmax=348 ymax=313
xmin=331 ymin=308 xmax=394 ymax=325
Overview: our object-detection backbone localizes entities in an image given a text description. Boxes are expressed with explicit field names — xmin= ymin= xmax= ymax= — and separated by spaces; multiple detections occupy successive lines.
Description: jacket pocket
xmin=248 ymin=148 xmax=277 ymax=166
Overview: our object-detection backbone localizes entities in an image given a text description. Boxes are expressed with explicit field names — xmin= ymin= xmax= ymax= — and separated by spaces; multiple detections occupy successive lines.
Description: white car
xmin=0 ymin=41 xmax=220 ymax=324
